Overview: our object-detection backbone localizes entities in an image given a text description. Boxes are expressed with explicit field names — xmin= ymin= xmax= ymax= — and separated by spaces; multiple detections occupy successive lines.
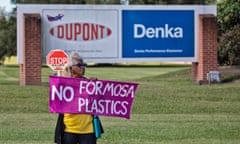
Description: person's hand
xmin=89 ymin=77 xmax=98 ymax=81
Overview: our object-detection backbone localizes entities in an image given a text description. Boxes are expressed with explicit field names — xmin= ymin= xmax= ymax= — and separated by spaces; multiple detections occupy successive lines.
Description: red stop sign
xmin=46 ymin=49 xmax=69 ymax=71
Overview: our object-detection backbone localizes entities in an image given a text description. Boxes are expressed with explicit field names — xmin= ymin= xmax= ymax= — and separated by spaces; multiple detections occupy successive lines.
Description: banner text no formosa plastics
xmin=49 ymin=76 xmax=139 ymax=119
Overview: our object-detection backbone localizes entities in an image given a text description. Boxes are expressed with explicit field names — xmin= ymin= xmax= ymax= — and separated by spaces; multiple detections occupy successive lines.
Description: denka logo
xmin=49 ymin=22 xmax=112 ymax=41
xmin=134 ymin=24 xmax=183 ymax=39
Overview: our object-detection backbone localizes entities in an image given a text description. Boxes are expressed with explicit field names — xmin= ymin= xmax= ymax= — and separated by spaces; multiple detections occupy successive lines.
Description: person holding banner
xmin=54 ymin=52 xmax=102 ymax=144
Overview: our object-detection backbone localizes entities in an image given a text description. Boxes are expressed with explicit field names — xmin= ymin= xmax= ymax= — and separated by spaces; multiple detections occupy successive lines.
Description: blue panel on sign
xmin=122 ymin=10 xmax=194 ymax=58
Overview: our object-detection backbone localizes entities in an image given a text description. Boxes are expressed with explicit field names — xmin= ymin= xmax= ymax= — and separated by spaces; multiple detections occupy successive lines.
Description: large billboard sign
xmin=17 ymin=5 xmax=216 ymax=63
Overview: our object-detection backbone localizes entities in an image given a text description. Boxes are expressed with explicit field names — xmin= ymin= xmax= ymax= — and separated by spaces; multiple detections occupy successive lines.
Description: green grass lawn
xmin=0 ymin=65 xmax=240 ymax=144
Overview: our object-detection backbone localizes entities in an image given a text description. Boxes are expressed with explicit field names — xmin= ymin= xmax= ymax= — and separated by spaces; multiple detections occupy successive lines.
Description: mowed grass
xmin=0 ymin=65 xmax=240 ymax=144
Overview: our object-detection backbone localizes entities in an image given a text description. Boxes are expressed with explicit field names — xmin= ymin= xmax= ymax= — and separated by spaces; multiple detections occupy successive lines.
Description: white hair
xmin=70 ymin=51 xmax=84 ymax=65
xmin=65 ymin=51 xmax=84 ymax=77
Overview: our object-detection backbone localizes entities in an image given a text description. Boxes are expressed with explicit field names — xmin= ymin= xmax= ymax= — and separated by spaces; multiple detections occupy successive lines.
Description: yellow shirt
xmin=64 ymin=114 xmax=94 ymax=134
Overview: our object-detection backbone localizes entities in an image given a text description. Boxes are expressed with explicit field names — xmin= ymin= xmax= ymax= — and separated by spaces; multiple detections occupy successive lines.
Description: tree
xmin=0 ymin=15 xmax=7 ymax=64
xmin=0 ymin=15 xmax=16 ymax=64
xmin=138 ymin=0 xmax=216 ymax=4
xmin=217 ymin=0 xmax=240 ymax=35
xmin=218 ymin=24 xmax=240 ymax=65
xmin=0 ymin=5 xmax=17 ymax=64
xmin=0 ymin=7 xmax=16 ymax=64
xmin=12 ymin=0 xmax=216 ymax=4
xmin=217 ymin=0 xmax=240 ymax=65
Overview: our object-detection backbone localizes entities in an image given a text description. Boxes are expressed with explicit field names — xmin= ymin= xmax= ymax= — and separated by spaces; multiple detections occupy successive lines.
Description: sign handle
xmin=57 ymin=71 xmax=61 ymax=76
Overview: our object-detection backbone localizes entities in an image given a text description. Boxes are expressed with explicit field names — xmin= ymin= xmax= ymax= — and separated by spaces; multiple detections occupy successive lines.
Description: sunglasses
xmin=73 ymin=63 xmax=87 ymax=68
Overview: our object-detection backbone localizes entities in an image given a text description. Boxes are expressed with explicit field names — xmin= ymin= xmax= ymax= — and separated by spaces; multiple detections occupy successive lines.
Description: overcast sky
xmin=0 ymin=0 xmax=15 ymax=12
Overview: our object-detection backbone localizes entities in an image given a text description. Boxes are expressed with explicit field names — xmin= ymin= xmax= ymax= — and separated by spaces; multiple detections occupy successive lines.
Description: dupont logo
xmin=49 ymin=22 xmax=112 ymax=41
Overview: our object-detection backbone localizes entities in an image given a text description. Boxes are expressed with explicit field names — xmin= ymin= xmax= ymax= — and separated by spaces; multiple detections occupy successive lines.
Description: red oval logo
xmin=49 ymin=22 xmax=112 ymax=42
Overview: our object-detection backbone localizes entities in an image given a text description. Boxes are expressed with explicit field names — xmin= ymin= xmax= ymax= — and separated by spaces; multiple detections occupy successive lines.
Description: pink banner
xmin=49 ymin=76 xmax=139 ymax=119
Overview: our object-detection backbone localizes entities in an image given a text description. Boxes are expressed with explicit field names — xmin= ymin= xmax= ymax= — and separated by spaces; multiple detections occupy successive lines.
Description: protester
xmin=54 ymin=52 xmax=100 ymax=144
